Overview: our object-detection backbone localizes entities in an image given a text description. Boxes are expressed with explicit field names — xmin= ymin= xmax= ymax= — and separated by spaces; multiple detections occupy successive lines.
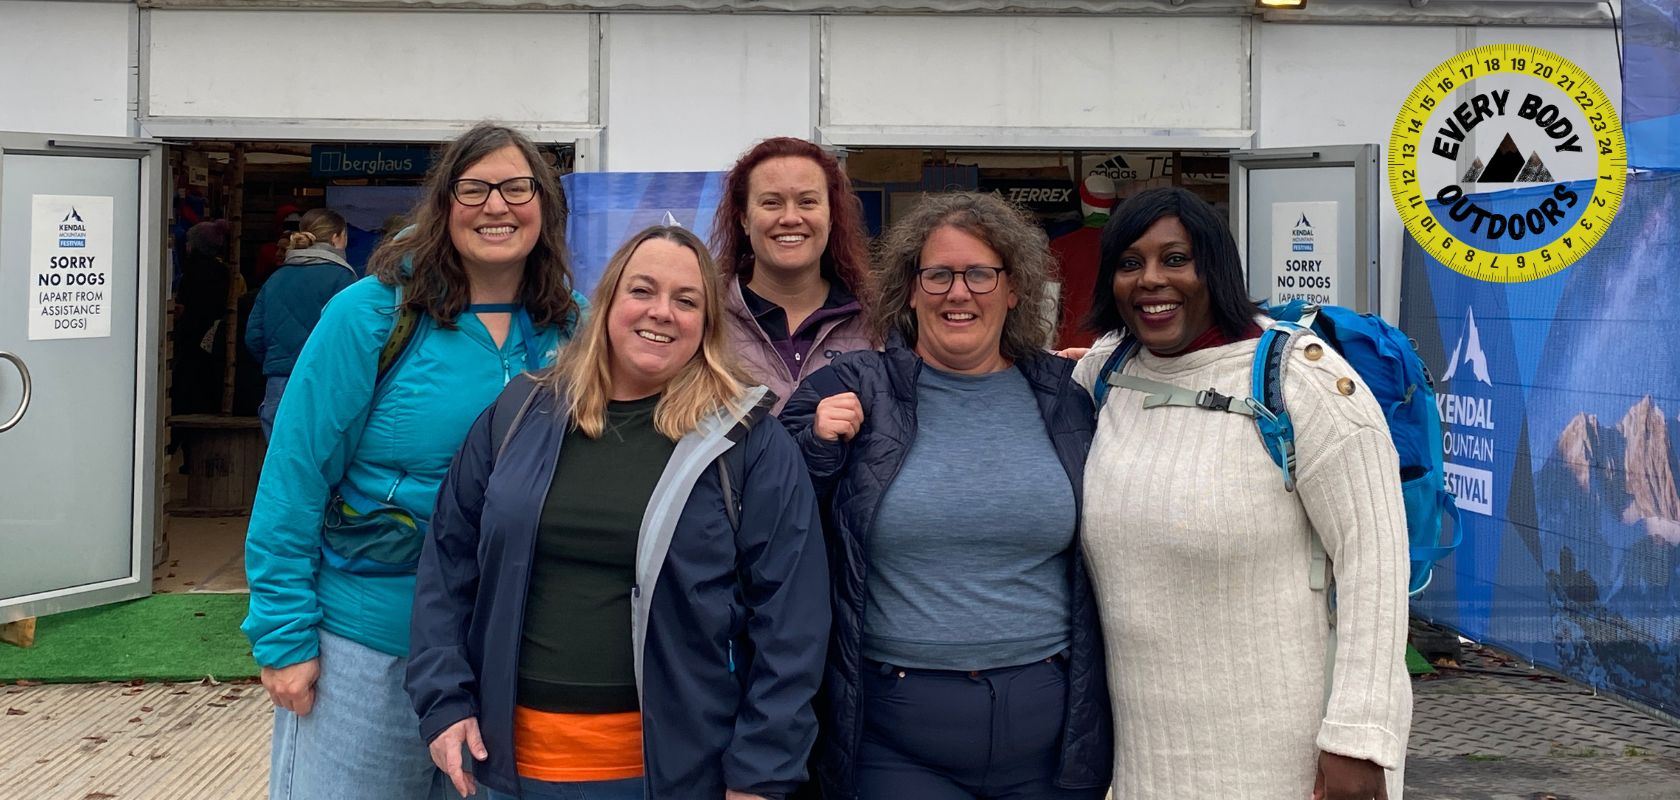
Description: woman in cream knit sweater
xmin=1072 ymin=188 xmax=1411 ymax=800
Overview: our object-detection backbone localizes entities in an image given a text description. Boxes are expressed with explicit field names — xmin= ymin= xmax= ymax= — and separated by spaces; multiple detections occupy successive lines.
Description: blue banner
xmin=561 ymin=171 xmax=726 ymax=295
xmin=1623 ymin=0 xmax=1680 ymax=170
xmin=1402 ymin=171 xmax=1680 ymax=718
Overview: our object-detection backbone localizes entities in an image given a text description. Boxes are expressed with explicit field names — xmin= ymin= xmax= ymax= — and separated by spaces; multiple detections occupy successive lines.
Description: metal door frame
xmin=1229 ymin=145 xmax=1381 ymax=315
xmin=0 ymin=132 xmax=164 ymax=620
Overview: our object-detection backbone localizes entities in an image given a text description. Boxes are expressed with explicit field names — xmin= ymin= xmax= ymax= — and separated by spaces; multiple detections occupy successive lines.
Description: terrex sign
xmin=1387 ymin=44 xmax=1627 ymax=282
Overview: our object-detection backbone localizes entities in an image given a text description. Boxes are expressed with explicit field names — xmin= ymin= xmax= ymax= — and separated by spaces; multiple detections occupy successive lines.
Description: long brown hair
xmin=870 ymin=192 xmax=1056 ymax=361
xmin=711 ymin=137 xmax=871 ymax=298
xmin=369 ymin=123 xmax=577 ymax=329
xmin=545 ymin=225 xmax=748 ymax=441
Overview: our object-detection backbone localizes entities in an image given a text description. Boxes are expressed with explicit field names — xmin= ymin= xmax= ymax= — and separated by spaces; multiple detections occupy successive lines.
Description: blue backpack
xmin=1092 ymin=300 xmax=1462 ymax=597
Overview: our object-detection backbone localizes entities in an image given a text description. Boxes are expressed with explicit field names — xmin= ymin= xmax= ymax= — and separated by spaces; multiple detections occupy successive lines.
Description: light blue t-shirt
xmin=863 ymin=364 xmax=1076 ymax=671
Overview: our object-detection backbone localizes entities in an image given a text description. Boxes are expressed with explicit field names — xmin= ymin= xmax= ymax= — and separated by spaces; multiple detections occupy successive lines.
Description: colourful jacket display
xmin=242 ymin=276 xmax=583 ymax=669
xmin=246 ymin=245 xmax=358 ymax=377
xmin=407 ymin=379 xmax=830 ymax=799
xmin=780 ymin=337 xmax=1115 ymax=799
xmin=723 ymin=277 xmax=874 ymax=415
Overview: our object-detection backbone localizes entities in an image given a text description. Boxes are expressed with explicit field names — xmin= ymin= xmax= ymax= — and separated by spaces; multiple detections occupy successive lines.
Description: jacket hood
xmin=280 ymin=244 xmax=354 ymax=274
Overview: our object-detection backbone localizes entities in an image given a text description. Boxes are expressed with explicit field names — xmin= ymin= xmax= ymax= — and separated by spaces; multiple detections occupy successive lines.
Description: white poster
xmin=28 ymin=194 xmax=114 ymax=340
xmin=1270 ymin=201 xmax=1339 ymax=307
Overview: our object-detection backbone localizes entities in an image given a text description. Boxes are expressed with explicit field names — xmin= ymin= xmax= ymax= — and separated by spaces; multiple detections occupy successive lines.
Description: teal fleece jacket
xmin=242 ymin=275 xmax=585 ymax=668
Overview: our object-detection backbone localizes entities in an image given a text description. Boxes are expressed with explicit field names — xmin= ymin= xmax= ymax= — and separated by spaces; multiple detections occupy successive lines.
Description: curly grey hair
xmin=868 ymin=191 xmax=1056 ymax=361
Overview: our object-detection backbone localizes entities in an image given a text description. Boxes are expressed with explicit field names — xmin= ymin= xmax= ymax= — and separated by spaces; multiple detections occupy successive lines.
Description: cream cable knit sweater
xmin=1074 ymin=327 xmax=1412 ymax=799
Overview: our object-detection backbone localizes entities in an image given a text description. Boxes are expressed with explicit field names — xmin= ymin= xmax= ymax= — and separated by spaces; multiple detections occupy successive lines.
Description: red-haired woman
xmin=711 ymin=138 xmax=874 ymax=414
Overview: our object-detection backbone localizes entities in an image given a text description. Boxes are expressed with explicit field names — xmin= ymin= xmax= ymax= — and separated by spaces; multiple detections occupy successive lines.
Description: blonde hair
xmin=279 ymin=208 xmax=347 ymax=257
xmin=544 ymin=225 xmax=747 ymax=441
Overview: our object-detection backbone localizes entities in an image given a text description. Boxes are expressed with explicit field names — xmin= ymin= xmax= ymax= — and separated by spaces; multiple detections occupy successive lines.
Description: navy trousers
xmin=855 ymin=656 xmax=1108 ymax=800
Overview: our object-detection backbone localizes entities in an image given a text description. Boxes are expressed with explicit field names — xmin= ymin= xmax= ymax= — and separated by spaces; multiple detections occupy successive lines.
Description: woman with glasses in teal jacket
xmin=243 ymin=123 xmax=586 ymax=800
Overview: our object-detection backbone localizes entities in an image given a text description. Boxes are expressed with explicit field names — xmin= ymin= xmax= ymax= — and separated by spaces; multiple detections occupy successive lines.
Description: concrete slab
xmin=0 ymin=680 xmax=268 ymax=799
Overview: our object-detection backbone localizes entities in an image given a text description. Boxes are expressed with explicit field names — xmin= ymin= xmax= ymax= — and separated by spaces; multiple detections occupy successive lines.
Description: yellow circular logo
xmin=1387 ymin=44 xmax=1626 ymax=282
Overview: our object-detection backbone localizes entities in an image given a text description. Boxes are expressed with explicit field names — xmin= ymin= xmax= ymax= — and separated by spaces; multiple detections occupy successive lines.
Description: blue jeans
xmin=269 ymin=629 xmax=461 ymax=800
xmin=259 ymin=375 xmax=288 ymax=441
xmin=486 ymin=776 xmax=644 ymax=800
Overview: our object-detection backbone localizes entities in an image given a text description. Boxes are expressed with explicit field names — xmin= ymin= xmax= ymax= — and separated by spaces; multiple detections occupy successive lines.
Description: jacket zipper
xmin=848 ymin=358 xmax=919 ymax=797
xmin=385 ymin=474 xmax=405 ymax=503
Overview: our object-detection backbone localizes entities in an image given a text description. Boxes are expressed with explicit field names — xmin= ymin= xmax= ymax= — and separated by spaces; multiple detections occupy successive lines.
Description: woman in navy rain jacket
xmin=781 ymin=192 xmax=1113 ymax=800
xmin=408 ymin=225 xmax=830 ymax=800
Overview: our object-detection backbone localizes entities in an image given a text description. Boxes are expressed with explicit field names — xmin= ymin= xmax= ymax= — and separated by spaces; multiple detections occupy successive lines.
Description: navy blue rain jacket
xmin=407 ymin=376 xmax=830 ymax=799
xmin=780 ymin=337 xmax=1115 ymax=799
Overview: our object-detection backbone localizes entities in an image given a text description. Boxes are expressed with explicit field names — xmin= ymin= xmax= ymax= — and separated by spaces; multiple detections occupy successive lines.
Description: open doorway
xmin=156 ymin=139 xmax=575 ymax=593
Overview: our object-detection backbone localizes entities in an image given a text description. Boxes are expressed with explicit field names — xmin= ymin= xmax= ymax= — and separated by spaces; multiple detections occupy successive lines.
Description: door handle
xmin=0 ymin=351 xmax=32 ymax=433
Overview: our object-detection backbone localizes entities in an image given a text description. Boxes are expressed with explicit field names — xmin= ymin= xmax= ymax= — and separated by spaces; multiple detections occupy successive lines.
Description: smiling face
xmin=742 ymin=156 xmax=832 ymax=279
xmin=448 ymin=144 xmax=542 ymax=276
xmin=1110 ymin=215 xmax=1213 ymax=355
xmin=606 ymin=238 xmax=707 ymax=400
xmin=910 ymin=225 xmax=1017 ymax=375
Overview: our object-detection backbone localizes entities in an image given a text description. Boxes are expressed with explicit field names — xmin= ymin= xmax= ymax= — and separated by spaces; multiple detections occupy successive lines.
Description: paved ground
xmin=2 ymin=639 xmax=1678 ymax=799
xmin=1409 ymin=640 xmax=1680 ymax=800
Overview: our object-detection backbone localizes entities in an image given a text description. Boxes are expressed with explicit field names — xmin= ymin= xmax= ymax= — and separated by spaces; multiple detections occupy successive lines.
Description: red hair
xmin=711 ymin=137 xmax=871 ymax=300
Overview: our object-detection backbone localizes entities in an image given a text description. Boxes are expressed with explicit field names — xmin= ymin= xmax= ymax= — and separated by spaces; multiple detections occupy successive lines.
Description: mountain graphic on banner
xmin=1474 ymin=134 xmax=1552 ymax=183
xmin=1461 ymin=158 xmax=1486 ymax=182
xmin=1442 ymin=307 xmax=1493 ymax=385
xmin=1516 ymin=151 xmax=1555 ymax=182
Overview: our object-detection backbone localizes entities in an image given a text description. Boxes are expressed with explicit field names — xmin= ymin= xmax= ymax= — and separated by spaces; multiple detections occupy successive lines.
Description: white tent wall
xmin=0 ymin=0 xmax=134 ymax=137
xmin=1255 ymin=22 xmax=1622 ymax=322
xmin=139 ymin=9 xmax=598 ymax=144
xmin=603 ymin=14 xmax=817 ymax=171
xmin=820 ymin=15 xmax=1252 ymax=149
xmin=1 ymin=1 xmax=1623 ymax=319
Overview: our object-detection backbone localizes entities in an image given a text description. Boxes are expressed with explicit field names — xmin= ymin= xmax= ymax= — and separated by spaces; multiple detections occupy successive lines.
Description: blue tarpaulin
xmin=1402 ymin=171 xmax=1680 ymax=719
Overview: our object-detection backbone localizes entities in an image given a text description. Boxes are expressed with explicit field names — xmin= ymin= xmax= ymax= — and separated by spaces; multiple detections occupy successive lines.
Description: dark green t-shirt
xmin=517 ymin=394 xmax=675 ymax=713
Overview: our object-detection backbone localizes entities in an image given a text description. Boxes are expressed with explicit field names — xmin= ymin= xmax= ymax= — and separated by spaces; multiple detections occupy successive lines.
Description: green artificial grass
xmin=1406 ymin=643 xmax=1437 ymax=675
xmin=0 ymin=593 xmax=257 ymax=683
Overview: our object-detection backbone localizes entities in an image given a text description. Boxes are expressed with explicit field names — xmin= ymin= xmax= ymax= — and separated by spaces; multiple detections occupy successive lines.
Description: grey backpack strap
xmin=1106 ymin=373 xmax=1259 ymax=418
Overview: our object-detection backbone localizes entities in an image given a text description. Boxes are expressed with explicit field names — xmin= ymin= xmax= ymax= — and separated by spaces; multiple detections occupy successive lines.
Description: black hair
xmin=1086 ymin=186 xmax=1260 ymax=339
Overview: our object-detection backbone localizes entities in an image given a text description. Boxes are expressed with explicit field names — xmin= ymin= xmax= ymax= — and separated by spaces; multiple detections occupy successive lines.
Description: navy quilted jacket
xmin=780 ymin=336 xmax=1114 ymax=799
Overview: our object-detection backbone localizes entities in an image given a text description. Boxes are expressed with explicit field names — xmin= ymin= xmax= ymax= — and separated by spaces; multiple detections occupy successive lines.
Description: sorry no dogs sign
xmin=1387 ymin=44 xmax=1626 ymax=282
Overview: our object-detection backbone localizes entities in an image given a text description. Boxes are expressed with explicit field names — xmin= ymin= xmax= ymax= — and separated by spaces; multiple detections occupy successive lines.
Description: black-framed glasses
xmin=916 ymin=266 xmax=1009 ymax=295
xmin=451 ymin=177 xmax=539 ymax=207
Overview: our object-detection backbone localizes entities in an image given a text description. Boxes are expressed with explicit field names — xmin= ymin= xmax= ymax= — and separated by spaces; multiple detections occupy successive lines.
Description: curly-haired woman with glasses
xmin=244 ymin=122 xmax=586 ymax=800
xmin=781 ymin=191 xmax=1113 ymax=799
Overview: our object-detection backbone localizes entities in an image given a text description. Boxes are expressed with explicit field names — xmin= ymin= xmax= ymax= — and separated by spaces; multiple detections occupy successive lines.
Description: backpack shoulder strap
xmin=1250 ymin=322 xmax=1306 ymax=491
xmin=376 ymin=285 xmax=422 ymax=388
xmin=1093 ymin=338 xmax=1138 ymax=409
xmin=491 ymin=375 xmax=542 ymax=468
xmin=1254 ymin=321 xmax=1331 ymax=591
xmin=718 ymin=392 xmax=774 ymax=532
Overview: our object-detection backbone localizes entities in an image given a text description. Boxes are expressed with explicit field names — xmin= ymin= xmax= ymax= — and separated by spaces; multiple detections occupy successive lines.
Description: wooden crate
xmin=167 ymin=414 xmax=265 ymax=516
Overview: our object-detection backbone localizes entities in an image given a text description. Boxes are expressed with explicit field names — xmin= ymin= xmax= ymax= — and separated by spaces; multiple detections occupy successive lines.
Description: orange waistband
xmin=512 ymin=706 xmax=645 ymax=783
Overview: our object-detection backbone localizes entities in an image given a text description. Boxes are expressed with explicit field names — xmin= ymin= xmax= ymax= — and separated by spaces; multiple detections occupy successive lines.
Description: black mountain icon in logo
xmin=1295 ymin=214 xmax=1311 ymax=228
xmin=1472 ymin=134 xmax=1553 ymax=183
xmin=62 ymin=208 xmax=83 ymax=223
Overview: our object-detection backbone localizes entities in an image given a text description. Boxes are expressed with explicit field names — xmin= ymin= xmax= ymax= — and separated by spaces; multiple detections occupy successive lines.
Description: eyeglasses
xmin=451 ymin=177 xmax=539 ymax=207
xmin=916 ymin=266 xmax=1009 ymax=295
